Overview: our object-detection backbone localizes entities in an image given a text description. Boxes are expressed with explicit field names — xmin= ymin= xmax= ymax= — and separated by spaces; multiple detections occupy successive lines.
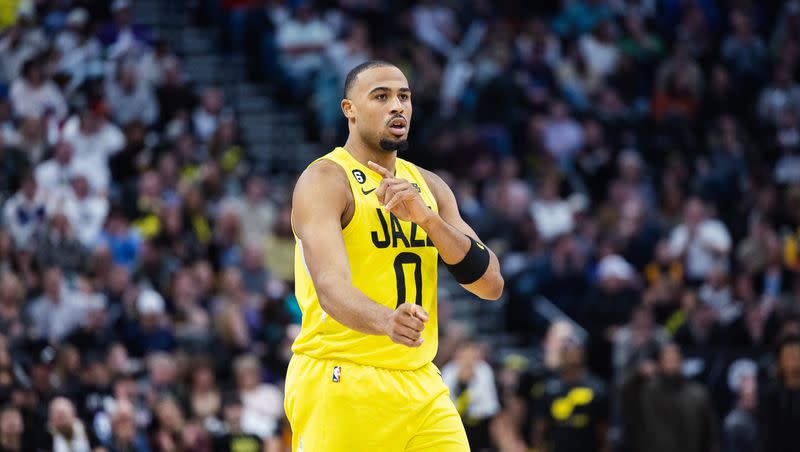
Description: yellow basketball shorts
xmin=284 ymin=353 xmax=470 ymax=451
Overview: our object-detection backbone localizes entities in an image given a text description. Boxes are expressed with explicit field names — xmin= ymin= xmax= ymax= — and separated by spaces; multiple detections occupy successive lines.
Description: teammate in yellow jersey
xmin=286 ymin=60 xmax=504 ymax=451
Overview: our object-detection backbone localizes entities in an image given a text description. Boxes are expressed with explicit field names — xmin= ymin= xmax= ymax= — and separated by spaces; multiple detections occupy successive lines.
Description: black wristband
xmin=444 ymin=235 xmax=490 ymax=284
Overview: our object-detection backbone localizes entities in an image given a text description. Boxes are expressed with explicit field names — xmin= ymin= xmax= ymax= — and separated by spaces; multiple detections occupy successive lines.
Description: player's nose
xmin=390 ymin=96 xmax=404 ymax=113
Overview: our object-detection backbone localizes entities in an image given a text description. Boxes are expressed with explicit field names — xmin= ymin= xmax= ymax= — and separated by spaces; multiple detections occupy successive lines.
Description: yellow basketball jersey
xmin=292 ymin=147 xmax=440 ymax=370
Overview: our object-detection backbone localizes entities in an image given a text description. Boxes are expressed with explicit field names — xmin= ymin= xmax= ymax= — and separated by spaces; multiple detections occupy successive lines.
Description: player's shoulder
xmin=295 ymin=158 xmax=349 ymax=193
xmin=293 ymin=157 xmax=353 ymax=211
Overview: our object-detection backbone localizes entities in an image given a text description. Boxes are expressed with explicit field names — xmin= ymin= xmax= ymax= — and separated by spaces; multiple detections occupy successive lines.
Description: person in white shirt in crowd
xmin=698 ymin=264 xmax=740 ymax=325
xmin=35 ymin=139 xmax=77 ymax=193
xmin=9 ymin=56 xmax=68 ymax=122
xmin=442 ymin=342 xmax=501 ymax=451
xmin=192 ymin=87 xmax=225 ymax=142
xmin=275 ymin=2 xmax=334 ymax=87
xmin=233 ymin=354 xmax=283 ymax=440
xmin=668 ymin=197 xmax=732 ymax=283
xmin=579 ymin=20 xmax=619 ymax=79
xmin=542 ymin=101 xmax=584 ymax=159
xmin=530 ymin=176 xmax=575 ymax=242
xmin=61 ymin=100 xmax=125 ymax=195
xmin=48 ymin=397 xmax=93 ymax=452
xmin=411 ymin=0 xmax=486 ymax=118
xmin=106 ymin=60 xmax=159 ymax=127
xmin=757 ymin=63 xmax=800 ymax=125
xmin=2 ymin=172 xmax=48 ymax=251
xmin=103 ymin=0 xmax=151 ymax=61
xmin=137 ymin=38 xmax=176 ymax=88
xmin=62 ymin=169 xmax=110 ymax=249
xmin=55 ymin=8 xmax=103 ymax=94
xmin=27 ymin=266 xmax=88 ymax=343
xmin=0 ymin=6 xmax=48 ymax=83
xmin=220 ymin=175 xmax=277 ymax=247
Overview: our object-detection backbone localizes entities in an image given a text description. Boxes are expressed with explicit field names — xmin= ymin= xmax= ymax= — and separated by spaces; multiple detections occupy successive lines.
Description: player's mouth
xmin=387 ymin=117 xmax=407 ymax=137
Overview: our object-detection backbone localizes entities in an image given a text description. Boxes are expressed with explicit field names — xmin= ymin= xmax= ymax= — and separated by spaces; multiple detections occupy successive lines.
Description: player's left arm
xmin=368 ymin=161 xmax=503 ymax=300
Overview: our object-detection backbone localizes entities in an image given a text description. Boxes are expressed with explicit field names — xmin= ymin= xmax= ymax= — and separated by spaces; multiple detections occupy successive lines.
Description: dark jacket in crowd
xmin=623 ymin=374 xmax=719 ymax=452
xmin=760 ymin=381 xmax=800 ymax=452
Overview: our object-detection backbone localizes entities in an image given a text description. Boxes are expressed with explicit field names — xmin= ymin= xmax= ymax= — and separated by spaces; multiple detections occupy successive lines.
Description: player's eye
xmin=399 ymin=94 xmax=409 ymax=101
xmin=376 ymin=94 xmax=386 ymax=100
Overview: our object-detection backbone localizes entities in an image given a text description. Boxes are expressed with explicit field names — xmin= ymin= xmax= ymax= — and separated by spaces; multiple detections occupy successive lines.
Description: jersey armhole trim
xmin=313 ymin=156 xmax=361 ymax=237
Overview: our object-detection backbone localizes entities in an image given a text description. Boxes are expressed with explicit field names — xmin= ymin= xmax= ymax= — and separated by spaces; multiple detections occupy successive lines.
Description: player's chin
xmin=378 ymin=136 xmax=410 ymax=152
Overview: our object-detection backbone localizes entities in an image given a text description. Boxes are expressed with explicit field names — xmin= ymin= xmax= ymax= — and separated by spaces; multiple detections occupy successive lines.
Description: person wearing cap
xmin=722 ymin=359 xmax=758 ymax=452
xmin=55 ymin=7 xmax=102 ymax=92
xmin=99 ymin=0 xmax=151 ymax=56
xmin=585 ymin=254 xmax=641 ymax=380
xmin=119 ymin=289 xmax=174 ymax=357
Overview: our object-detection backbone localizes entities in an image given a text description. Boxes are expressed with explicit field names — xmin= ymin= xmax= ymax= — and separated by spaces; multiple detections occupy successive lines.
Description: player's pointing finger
xmin=367 ymin=161 xmax=394 ymax=179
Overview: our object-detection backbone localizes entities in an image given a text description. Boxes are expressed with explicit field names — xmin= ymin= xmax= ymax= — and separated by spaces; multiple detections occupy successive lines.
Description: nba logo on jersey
xmin=332 ymin=365 xmax=342 ymax=382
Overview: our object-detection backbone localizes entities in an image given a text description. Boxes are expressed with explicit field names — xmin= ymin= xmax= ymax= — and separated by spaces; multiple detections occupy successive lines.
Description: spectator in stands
xmin=723 ymin=364 xmax=759 ymax=452
xmin=0 ymin=406 xmax=24 ymax=452
xmin=102 ymin=399 xmax=150 ymax=452
xmin=0 ymin=272 xmax=24 ymax=341
xmin=533 ymin=341 xmax=609 ymax=452
xmin=9 ymin=55 xmax=67 ymax=121
xmin=668 ymin=197 xmax=732 ymax=284
xmin=55 ymin=8 xmax=102 ymax=94
xmin=2 ymin=171 xmax=47 ymax=250
xmin=62 ymin=100 xmax=126 ymax=194
xmin=27 ymin=266 xmax=87 ymax=343
xmin=233 ymin=354 xmax=283 ymax=441
xmin=47 ymin=397 xmax=95 ymax=452
xmin=222 ymin=175 xmax=276 ymax=247
xmin=184 ymin=359 xmax=221 ymax=422
xmin=34 ymin=139 xmax=75 ymax=193
xmin=106 ymin=60 xmax=159 ymax=127
xmin=275 ymin=2 xmax=334 ymax=93
xmin=622 ymin=342 xmax=719 ymax=452
xmin=100 ymin=0 xmax=151 ymax=59
xmin=120 ymin=289 xmax=174 ymax=356
xmin=761 ymin=334 xmax=800 ymax=452
xmin=442 ymin=342 xmax=500 ymax=451
xmin=192 ymin=87 xmax=225 ymax=142
xmin=758 ymin=63 xmax=800 ymax=124
xmin=34 ymin=210 xmax=88 ymax=275
xmin=0 ymin=9 xmax=48 ymax=83
xmin=213 ymin=394 xmax=271 ymax=452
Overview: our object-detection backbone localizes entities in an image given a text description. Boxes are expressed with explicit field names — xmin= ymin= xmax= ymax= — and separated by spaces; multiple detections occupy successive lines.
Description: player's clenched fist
xmin=384 ymin=303 xmax=429 ymax=347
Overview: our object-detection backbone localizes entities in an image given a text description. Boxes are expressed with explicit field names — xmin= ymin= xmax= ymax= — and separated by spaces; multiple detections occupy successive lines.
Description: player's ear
xmin=341 ymin=98 xmax=355 ymax=122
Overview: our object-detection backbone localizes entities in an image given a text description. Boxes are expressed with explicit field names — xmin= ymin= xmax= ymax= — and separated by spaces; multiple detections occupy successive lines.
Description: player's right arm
xmin=292 ymin=160 xmax=428 ymax=347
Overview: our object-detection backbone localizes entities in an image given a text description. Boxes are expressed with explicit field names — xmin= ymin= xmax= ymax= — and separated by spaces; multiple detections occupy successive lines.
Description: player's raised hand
xmin=384 ymin=302 xmax=429 ymax=347
xmin=368 ymin=161 xmax=433 ymax=226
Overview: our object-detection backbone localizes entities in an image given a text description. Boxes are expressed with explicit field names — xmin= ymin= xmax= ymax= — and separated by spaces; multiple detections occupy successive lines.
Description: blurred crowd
xmin=2 ymin=0 xmax=800 ymax=451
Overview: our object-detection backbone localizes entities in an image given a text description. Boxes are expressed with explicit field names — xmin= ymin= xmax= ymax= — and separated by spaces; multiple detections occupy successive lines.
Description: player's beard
xmin=378 ymin=137 xmax=409 ymax=152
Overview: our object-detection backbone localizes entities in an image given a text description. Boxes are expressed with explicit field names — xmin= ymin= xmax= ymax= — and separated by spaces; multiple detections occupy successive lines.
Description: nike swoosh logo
xmin=361 ymin=187 xmax=376 ymax=195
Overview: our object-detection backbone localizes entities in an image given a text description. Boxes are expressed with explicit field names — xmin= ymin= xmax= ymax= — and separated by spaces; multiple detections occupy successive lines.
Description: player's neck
xmin=343 ymin=138 xmax=397 ymax=175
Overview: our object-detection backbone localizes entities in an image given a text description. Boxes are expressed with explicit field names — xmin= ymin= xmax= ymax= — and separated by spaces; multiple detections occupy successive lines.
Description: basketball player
xmin=285 ymin=60 xmax=504 ymax=451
